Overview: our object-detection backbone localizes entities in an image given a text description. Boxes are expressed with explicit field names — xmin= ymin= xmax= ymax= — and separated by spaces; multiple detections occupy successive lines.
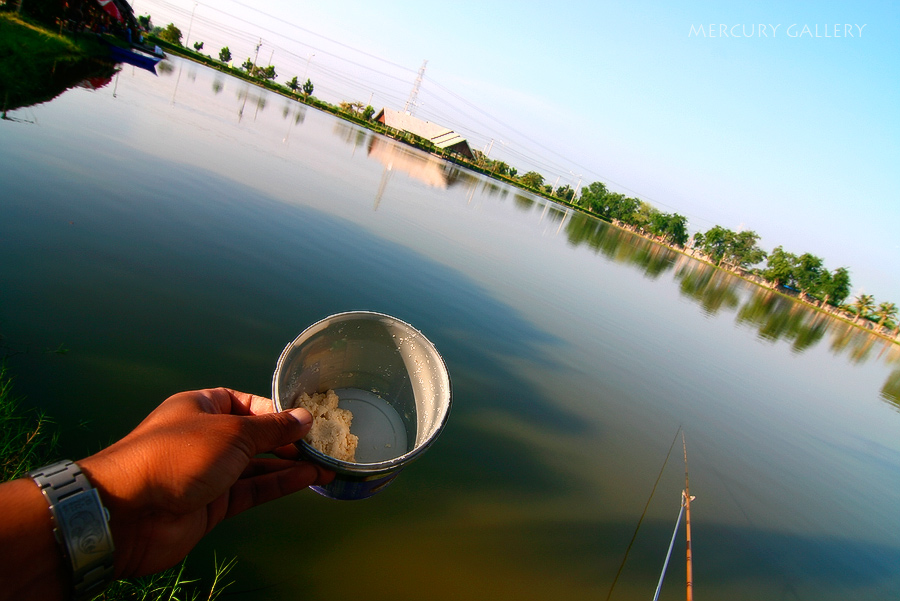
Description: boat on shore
xmin=105 ymin=41 xmax=163 ymax=72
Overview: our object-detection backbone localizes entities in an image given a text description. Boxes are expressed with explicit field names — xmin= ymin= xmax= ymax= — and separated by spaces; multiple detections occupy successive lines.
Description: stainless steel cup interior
xmin=272 ymin=311 xmax=451 ymax=496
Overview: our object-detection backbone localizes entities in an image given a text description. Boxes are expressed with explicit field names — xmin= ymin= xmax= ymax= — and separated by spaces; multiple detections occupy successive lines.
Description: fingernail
xmin=288 ymin=408 xmax=313 ymax=428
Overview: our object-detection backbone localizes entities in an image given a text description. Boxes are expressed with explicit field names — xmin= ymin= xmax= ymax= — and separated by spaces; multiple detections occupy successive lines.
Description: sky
xmin=133 ymin=0 xmax=900 ymax=306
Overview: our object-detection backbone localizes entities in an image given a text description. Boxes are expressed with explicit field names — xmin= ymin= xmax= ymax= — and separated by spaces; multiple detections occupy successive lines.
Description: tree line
xmin=688 ymin=228 xmax=895 ymax=333
xmin=535 ymin=172 xmax=896 ymax=334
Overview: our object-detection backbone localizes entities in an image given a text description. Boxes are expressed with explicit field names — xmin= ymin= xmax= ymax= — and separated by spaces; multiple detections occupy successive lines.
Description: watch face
xmin=57 ymin=490 xmax=114 ymax=572
xmin=70 ymin=508 xmax=105 ymax=553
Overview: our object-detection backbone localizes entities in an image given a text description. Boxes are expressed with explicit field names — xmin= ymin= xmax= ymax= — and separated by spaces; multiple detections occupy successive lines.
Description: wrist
xmin=77 ymin=449 xmax=148 ymax=578
xmin=0 ymin=478 xmax=70 ymax=601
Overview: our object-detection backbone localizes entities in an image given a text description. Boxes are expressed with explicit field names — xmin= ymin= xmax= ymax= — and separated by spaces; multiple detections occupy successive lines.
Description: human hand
xmin=77 ymin=388 xmax=332 ymax=578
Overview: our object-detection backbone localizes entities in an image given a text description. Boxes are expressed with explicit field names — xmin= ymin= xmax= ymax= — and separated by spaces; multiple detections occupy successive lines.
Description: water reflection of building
xmin=368 ymin=135 xmax=451 ymax=189
xmin=368 ymin=135 xmax=481 ymax=209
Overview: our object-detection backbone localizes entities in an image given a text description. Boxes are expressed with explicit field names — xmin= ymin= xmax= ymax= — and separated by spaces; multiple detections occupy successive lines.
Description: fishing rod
xmin=651 ymin=433 xmax=695 ymax=601
xmin=683 ymin=431 xmax=694 ymax=601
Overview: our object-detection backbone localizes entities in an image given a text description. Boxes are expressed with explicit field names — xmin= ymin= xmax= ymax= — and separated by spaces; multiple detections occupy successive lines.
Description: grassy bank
xmin=0 ymin=13 xmax=111 ymax=112
xmin=0 ymin=365 xmax=57 ymax=481
xmin=0 ymin=12 xmax=107 ymax=68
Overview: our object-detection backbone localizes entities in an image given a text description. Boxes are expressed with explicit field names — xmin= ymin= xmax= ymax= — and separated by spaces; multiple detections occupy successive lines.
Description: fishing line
xmin=605 ymin=425 xmax=682 ymax=601
xmin=707 ymin=460 xmax=803 ymax=600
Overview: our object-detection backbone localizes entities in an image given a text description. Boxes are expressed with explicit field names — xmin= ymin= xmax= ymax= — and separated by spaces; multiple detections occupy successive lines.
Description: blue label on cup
xmin=311 ymin=470 xmax=402 ymax=501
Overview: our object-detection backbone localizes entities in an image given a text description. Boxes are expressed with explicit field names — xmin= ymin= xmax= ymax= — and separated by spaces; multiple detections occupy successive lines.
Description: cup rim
xmin=272 ymin=311 xmax=451 ymax=476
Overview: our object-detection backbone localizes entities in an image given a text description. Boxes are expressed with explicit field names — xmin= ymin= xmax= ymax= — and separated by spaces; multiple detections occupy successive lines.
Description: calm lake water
xmin=2 ymin=56 xmax=900 ymax=600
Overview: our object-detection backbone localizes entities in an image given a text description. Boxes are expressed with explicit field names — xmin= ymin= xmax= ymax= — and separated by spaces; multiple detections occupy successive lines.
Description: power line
xmin=222 ymin=0 xmax=416 ymax=74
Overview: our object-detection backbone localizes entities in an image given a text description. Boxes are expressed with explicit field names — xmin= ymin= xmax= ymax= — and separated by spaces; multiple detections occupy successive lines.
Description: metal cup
xmin=272 ymin=311 xmax=451 ymax=500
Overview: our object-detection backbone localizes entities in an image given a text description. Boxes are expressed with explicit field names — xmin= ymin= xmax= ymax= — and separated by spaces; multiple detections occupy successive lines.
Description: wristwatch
xmin=29 ymin=460 xmax=115 ymax=600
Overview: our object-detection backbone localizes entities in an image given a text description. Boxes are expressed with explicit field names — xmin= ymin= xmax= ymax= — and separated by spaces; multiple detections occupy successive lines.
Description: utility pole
xmin=404 ymin=59 xmax=427 ymax=116
xmin=185 ymin=2 xmax=198 ymax=48
xmin=265 ymin=48 xmax=274 ymax=78
xmin=571 ymin=172 xmax=583 ymax=197
xmin=252 ymin=38 xmax=262 ymax=70
xmin=303 ymin=53 xmax=314 ymax=81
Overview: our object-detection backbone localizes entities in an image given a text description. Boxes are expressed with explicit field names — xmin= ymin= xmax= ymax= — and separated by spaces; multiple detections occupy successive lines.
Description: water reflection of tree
xmin=728 ymin=287 xmax=900 ymax=408
xmin=514 ymin=194 xmax=535 ymax=211
xmin=674 ymin=259 xmax=741 ymax=316
xmin=564 ymin=212 xmax=676 ymax=279
xmin=543 ymin=204 xmax=566 ymax=223
xmin=481 ymin=179 xmax=508 ymax=199
xmin=1 ymin=57 xmax=117 ymax=114
xmin=881 ymin=369 xmax=900 ymax=408
xmin=332 ymin=120 xmax=368 ymax=149
xmin=736 ymin=288 xmax=828 ymax=352
xmin=672 ymin=249 xmax=897 ymax=368
xmin=827 ymin=321 xmax=895 ymax=365
xmin=563 ymin=213 xmax=898 ymax=382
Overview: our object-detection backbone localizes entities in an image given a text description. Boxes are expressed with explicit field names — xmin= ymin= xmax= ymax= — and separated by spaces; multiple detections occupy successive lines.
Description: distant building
xmin=374 ymin=108 xmax=474 ymax=159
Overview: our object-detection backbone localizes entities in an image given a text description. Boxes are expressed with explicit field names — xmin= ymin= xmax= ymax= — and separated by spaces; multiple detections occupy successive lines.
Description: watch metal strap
xmin=30 ymin=460 xmax=116 ymax=600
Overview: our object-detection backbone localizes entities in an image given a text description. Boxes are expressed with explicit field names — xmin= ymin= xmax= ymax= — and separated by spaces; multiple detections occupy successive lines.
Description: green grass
xmin=0 ymin=13 xmax=111 ymax=112
xmin=92 ymin=555 xmax=236 ymax=601
xmin=0 ymin=364 xmax=57 ymax=481
xmin=0 ymin=13 xmax=90 ymax=64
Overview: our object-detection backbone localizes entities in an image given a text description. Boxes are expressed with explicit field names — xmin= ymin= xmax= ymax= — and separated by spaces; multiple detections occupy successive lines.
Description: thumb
xmin=241 ymin=408 xmax=313 ymax=456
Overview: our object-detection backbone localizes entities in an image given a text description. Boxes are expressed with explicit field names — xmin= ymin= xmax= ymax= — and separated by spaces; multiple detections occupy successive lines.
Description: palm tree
xmin=852 ymin=294 xmax=875 ymax=324
xmin=875 ymin=301 xmax=898 ymax=331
